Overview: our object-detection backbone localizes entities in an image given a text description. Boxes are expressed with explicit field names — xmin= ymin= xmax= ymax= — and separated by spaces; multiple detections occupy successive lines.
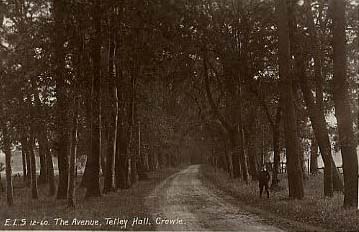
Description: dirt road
xmin=145 ymin=165 xmax=284 ymax=231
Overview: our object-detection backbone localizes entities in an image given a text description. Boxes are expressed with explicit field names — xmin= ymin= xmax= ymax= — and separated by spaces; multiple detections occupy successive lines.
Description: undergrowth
xmin=202 ymin=165 xmax=359 ymax=231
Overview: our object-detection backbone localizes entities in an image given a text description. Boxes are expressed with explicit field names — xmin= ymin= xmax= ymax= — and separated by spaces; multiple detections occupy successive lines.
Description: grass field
xmin=202 ymin=165 xmax=359 ymax=231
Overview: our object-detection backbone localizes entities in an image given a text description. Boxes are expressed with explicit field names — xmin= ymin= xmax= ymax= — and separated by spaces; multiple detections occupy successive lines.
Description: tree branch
xmin=203 ymin=53 xmax=232 ymax=132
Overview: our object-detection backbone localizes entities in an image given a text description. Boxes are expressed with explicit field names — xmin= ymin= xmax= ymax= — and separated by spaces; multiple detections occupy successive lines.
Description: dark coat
xmin=258 ymin=170 xmax=270 ymax=185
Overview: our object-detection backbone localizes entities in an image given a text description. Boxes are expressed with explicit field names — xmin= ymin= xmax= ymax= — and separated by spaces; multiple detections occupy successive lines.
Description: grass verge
xmin=201 ymin=165 xmax=359 ymax=232
xmin=0 ymin=167 xmax=179 ymax=231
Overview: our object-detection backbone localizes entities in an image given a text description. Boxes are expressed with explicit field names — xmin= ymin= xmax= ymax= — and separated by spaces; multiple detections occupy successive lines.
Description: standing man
xmin=259 ymin=166 xmax=270 ymax=198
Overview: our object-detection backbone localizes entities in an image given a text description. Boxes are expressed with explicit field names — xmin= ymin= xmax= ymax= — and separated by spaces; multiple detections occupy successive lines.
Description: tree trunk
xmin=46 ymin=144 xmax=56 ymax=196
xmin=302 ymin=0 xmax=346 ymax=195
xmin=276 ymin=0 xmax=304 ymax=199
xmin=38 ymin=139 xmax=48 ymax=184
xmin=36 ymin=124 xmax=56 ymax=196
xmin=0 ymin=171 xmax=3 ymax=192
xmin=128 ymin=75 xmax=138 ymax=184
xmin=331 ymin=0 xmax=358 ymax=208
xmin=238 ymin=124 xmax=249 ymax=183
xmin=85 ymin=0 xmax=102 ymax=198
xmin=237 ymin=11 xmax=250 ymax=184
xmin=227 ymin=129 xmax=241 ymax=179
xmin=246 ymin=128 xmax=258 ymax=181
xmin=115 ymin=117 xmax=124 ymax=189
xmin=137 ymin=122 xmax=147 ymax=180
xmin=130 ymin=155 xmax=138 ymax=185
xmin=2 ymin=122 xmax=14 ymax=206
xmin=223 ymin=144 xmax=229 ymax=176
xmin=298 ymin=52 xmax=341 ymax=195
xmin=299 ymin=140 xmax=308 ymax=180
xmin=104 ymin=125 xmax=116 ymax=192
xmin=68 ymin=98 xmax=79 ymax=208
xmin=21 ymin=138 xmax=27 ymax=183
xmin=224 ymin=143 xmax=234 ymax=178
xmin=103 ymin=21 xmax=117 ymax=192
xmin=290 ymin=0 xmax=344 ymax=195
xmin=53 ymin=0 xmax=69 ymax=200
xmin=203 ymin=52 xmax=237 ymax=178
xmin=148 ymin=149 xmax=154 ymax=171
xmin=260 ymin=124 xmax=266 ymax=167
xmin=289 ymin=20 xmax=309 ymax=183
xmin=28 ymin=135 xmax=39 ymax=199
xmin=116 ymin=155 xmax=128 ymax=189
xmin=115 ymin=117 xmax=131 ymax=189
xmin=297 ymin=121 xmax=308 ymax=181
xmin=271 ymin=106 xmax=282 ymax=188
xmin=25 ymin=140 xmax=31 ymax=187
xmin=248 ymin=152 xmax=258 ymax=181
xmin=310 ymin=138 xmax=319 ymax=175
xmin=80 ymin=97 xmax=93 ymax=188
xmin=116 ymin=155 xmax=131 ymax=189
xmin=21 ymin=136 xmax=31 ymax=187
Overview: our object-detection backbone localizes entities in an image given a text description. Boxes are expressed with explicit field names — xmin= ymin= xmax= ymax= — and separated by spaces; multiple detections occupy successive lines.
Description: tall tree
xmin=203 ymin=53 xmax=241 ymax=179
xmin=85 ymin=0 xmax=102 ymax=198
xmin=53 ymin=0 xmax=69 ymax=199
xmin=294 ymin=0 xmax=344 ymax=195
xmin=276 ymin=0 xmax=304 ymax=199
xmin=68 ymin=97 xmax=79 ymax=207
xmin=330 ymin=0 xmax=358 ymax=208
xmin=103 ymin=9 xmax=118 ymax=193
xmin=2 ymin=120 xmax=14 ymax=206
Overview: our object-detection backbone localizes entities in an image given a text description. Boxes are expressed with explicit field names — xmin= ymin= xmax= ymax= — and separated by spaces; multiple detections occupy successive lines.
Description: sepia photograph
xmin=0 ymin=0 xmax=358 ymax=231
